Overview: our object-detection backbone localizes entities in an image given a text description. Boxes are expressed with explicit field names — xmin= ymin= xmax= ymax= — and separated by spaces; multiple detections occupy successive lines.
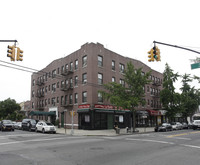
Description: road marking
xmin=126 ymin=138 xmax=174 ymax=144
xmin=181 ymin=144 xmax=200 ymax=149
xmin=0 ymin=137 xmax=67 ymax=146
xmin=167 ymin=131 xmax=200 ymax=138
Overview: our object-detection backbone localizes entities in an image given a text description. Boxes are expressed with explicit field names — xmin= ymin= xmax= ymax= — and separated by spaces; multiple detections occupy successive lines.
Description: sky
xmin=1 ymin=0 xmax=200 ymax=103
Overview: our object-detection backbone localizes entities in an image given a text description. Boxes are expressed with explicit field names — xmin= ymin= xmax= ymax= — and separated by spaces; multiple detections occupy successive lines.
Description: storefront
xmin=77 ymin=104 xmax=131 ymax=130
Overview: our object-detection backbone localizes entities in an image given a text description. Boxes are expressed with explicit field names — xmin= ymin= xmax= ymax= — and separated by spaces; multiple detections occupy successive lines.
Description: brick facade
xmin=30 ymin=42 xmax=163 ymax=129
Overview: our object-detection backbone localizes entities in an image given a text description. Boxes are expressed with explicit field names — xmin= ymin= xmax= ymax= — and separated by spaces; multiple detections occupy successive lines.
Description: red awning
xmin=146 ymin=110 xmax=161 ymax=116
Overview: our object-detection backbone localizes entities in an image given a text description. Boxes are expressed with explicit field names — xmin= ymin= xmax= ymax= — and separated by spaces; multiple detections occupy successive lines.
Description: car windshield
xmin=3 ymin=120 xmax=12 ymax=124
xmin=31 ymin=120 xmax=36 ymax=124
xmin=46 ymin=122 xmax=53 ymax=126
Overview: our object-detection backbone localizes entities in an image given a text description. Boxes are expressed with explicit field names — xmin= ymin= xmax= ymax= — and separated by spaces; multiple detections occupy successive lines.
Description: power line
xmin=0 ymin=60 xmax=105 ymax=89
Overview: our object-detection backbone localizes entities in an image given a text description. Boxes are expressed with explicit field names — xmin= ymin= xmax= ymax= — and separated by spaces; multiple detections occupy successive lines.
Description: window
xmin=98 ymin=73 xmax=103 ymax=85
xmin=98 ymin=92 xmax=103 ymax=103
xmin=57 ymin=82 xmax=59 ymax=88
xmin=57 ymin=68 xmax=60 ymax=74
xmin=112 ymin=77 xmax=116 ymax=82
xmin=112 ymin=60 xmax=115 ymax=70
xmin=61 ymin=96 xmax=64 ymax=105
xmin=65 ymin=64 xmax=68 ymax=72
xmin=70 ymin=78 xmax=73 ymax=88
xmin=52 ymin=83 xmax=56 ymax=92
xmin=75 ymin=76 xmax=78 ymax=87
xmin=69 ymin=94 xmax=73 ymax=104
xmin=32 ymin=80 xmax=35 ymax=86
xmin=82 ymin=55 xmax=87 ymax=67
xmin=82 ymin=73 xmax=87 ymax=84
xmin=70 ymin=62 xmax=73 ymax=71
xmin=98 ymin=55 xmax=103 ymax=67
xmin=75 ymin=59 xmax=78 ymax=70
xmin=52 ymin=70 xmax=56 ymax=78
xmin=65 ymin=95 xmax=68 ymax=105
xmin=82 ymin=91 xmax=87 ymax=103
xmin=32 ymin=91 xmax=35 ymax=97
xmin=52 ymin=97 xmax=56 ymax=106
xmin=61 ymin=66 xmax=64 ymax=72
xmin=75 ymin=93 xmax=78 ymax=104
xmin=57 ymin=97 xmax=59 ymax=103
xmin=120 ymin=79 xmax=125 ymax=87
xmin=61 ymin=81 xmax=64 ymax=88
xmin=119 ymin=63 xmax=125 ymax=73
xmin=32 ymin=102 xmax=34 ymax=109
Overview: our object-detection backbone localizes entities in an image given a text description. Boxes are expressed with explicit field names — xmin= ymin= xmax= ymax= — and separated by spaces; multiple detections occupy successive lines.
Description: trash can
xmin=116 ymin=128 xmax=120 ymax=134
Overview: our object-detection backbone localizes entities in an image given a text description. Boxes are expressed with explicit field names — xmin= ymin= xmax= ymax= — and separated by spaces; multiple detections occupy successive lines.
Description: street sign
xmin=191 ymin=63 xmax=200 ymax=70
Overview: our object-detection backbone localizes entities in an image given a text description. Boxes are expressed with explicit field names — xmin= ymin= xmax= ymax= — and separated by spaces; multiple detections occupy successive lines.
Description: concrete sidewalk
xmin=56 ymin=127 xmax=155 ymax=136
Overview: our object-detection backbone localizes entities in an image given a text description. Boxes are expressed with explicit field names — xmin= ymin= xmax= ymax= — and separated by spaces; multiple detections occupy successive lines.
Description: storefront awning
xmin=77 ymin=109 xmax=90 ymax=113
xmin=29 ymin=111 xmax=56 ymax=116
xmin=146 ymin=110 xmax=161 ymax=116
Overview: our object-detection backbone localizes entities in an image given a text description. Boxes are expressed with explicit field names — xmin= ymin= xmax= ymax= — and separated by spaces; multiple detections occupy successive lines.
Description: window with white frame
xmin=98 ymin=73 xmax=103 ymax=85
xmin=98 ymin=55 xmax=103 ymax=67
xmin=82 ymin=55 xmax=87 ymax=67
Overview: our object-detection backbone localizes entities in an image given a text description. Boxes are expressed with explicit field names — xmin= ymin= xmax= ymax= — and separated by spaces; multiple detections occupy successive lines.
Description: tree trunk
xmin=132 ymin=110 xmax=136 ymax=132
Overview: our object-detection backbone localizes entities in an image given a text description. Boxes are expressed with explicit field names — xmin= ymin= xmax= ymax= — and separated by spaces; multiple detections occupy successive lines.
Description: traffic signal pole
xmin=153 ymin=41 xmax=200 ymax=55
xmin=0 ymin=40 xmax=18 ymax=46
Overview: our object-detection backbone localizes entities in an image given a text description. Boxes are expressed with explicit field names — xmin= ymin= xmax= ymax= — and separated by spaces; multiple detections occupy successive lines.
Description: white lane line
xmin=181 ymin=144 xmax=200 ymax=149
xmin=0 ymin=137 xmax=66 ymax=146
xmin=126 ymin=138 xmax=174 ymax=145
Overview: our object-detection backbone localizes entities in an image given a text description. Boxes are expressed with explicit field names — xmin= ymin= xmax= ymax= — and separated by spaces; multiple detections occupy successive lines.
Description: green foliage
xmin=99 ymin=62 xmax=151 ymax=130
xmin=180 ymin=74 xmax=200 ymax=118
xmin=0 ymin=98 xmax=21 ymax=120
xmin=160 ymin=63 xmax=180 ymax=119
xmin=101 ymin=62 xmax=151 ymax=111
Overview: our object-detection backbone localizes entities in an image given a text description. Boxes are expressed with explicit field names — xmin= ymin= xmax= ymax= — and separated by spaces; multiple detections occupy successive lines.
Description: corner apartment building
xmin=30 ymin=42 xmax=163 ymax=130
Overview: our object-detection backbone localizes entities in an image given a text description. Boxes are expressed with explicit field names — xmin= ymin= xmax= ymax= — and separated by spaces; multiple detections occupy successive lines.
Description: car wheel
xmin=42 ymin=129 xmax=45 ymax=133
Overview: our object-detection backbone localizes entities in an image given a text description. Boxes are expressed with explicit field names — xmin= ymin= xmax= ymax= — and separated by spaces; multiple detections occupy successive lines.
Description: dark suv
xmin=0 ymin=120 xmax=15 ymax=131
xmin=22 ymin=119 xmax=38 ymax=131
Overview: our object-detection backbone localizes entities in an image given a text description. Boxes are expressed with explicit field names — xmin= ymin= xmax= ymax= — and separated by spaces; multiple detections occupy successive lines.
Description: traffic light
xmin=153 ymin=46 xmax=161 ymax=61
xmin=16 ymin=47 xmax=23 ymax=61
xmin=148 ymin=48 xmax=154 ymax=62
xmin=7 ymin=45 xmax=16 ymax=61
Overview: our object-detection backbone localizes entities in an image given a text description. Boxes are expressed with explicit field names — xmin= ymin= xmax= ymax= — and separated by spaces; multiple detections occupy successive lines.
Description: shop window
xmin=85 ymin=115 xmax=90 ymax=123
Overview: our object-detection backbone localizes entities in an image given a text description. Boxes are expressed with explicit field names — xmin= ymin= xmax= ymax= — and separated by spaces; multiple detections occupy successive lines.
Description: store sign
xmin=94 ymin=104 xmax=129 ymax=111
xmin=78 ymin=104 xmax=90 ymax=109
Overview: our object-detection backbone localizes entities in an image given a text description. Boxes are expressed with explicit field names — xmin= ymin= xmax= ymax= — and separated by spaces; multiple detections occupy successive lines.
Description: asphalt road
xmin=0 ymin=129 xmax=200 ymax=165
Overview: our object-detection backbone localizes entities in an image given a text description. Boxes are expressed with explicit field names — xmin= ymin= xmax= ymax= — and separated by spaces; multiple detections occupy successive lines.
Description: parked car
xmin=192 ymin=120 xmax=200 ymax=130
xmin=22 ymin=119 xmax=38 ymax=131
xmin=36 ymin=121 xmax=56 ymax=134
xmin=171 ymin=122 xmax=183 ymax=130
xmin=0 ymin=120 xmax=15 ymax=131
xmin=14 ymin=122 xmax=22 ymax=129
xmin=181 ymin=122 xmax=188 ymax=129
xmin=155 ymin=123 xmax=173 ymax=132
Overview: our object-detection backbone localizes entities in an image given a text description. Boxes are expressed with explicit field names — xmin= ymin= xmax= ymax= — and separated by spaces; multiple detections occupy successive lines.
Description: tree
xmin=180 ymin=74 xmax=200 ymax=120
xmin=0 ymin=98 xmax=21 ymax=120
xmin=160 ymin=63 xmax=180 ymax=121
xmin=100 ymin=62 xmax=151 ymax=131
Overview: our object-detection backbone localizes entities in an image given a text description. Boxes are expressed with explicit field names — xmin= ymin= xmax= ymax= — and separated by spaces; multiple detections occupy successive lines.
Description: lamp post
xmin=64 ymin=109 xmax=67 ymax=135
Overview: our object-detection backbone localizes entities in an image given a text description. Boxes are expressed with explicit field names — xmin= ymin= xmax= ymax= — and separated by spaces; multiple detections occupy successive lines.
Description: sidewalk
xmin=56 ymin=127 xmax=155 ymax=136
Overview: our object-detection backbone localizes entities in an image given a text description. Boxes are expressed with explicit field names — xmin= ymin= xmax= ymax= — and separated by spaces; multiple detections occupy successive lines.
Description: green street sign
xmin=191 ymin=63 xmax=200 ymax=70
